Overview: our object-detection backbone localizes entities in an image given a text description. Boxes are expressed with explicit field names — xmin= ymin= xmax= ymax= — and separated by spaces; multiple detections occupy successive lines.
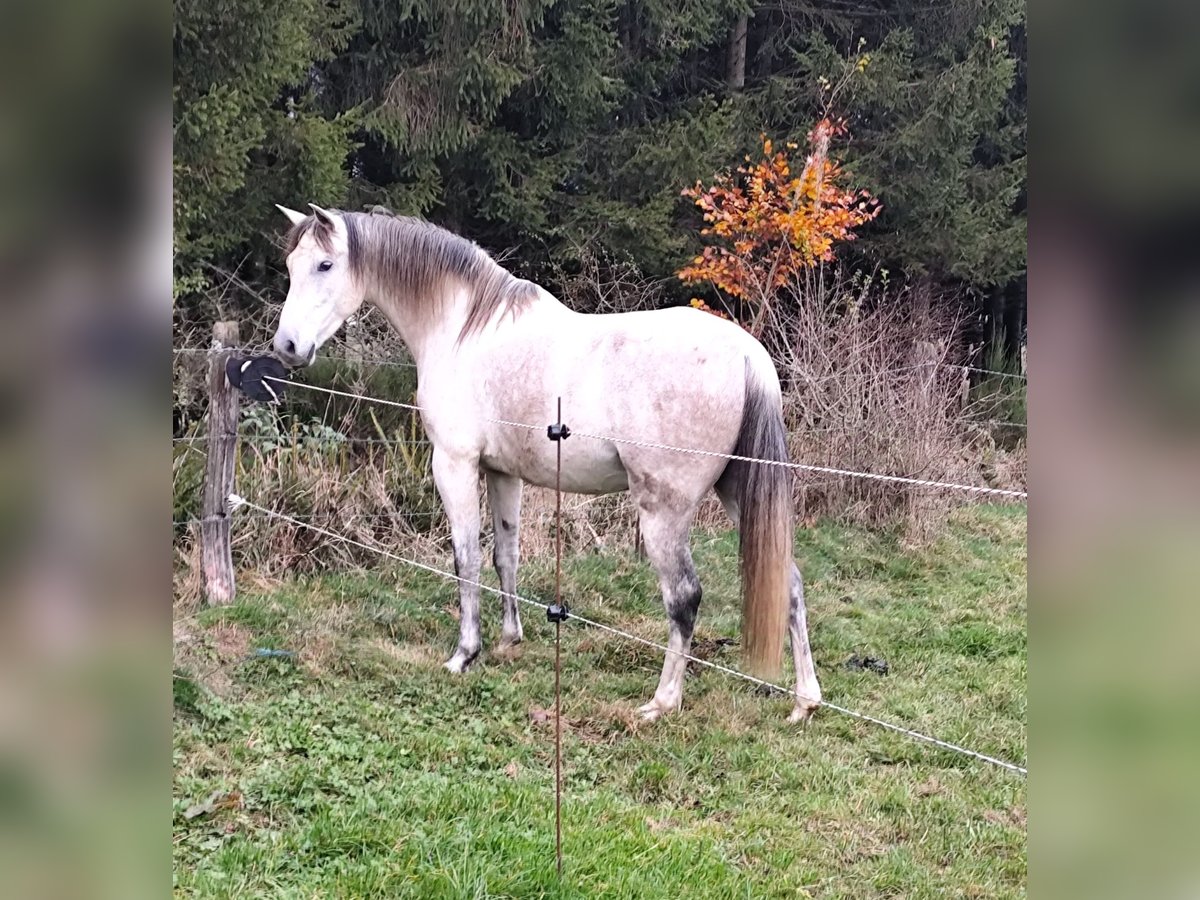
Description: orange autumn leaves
xmin=680 ymin=119 xmax=880 ymax=333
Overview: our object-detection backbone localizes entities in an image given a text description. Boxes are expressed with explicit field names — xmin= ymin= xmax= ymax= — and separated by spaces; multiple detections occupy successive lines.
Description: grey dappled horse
xmin=271 ymin=204 xmax=821 ymax=721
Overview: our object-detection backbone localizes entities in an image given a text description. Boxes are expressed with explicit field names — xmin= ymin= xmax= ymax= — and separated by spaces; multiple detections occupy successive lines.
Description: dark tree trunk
xmin=981 ymin=275 xmax=1027 ymax=366
xmin=1002 ymin=274 xmax=1027 ymax=355
xmin=727 ymin=13 xmax=748 ymax=92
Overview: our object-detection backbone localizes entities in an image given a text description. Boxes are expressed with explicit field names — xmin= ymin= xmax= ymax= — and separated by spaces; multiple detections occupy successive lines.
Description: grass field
xmin=173 ymin=505 xmax=1026 ymax=898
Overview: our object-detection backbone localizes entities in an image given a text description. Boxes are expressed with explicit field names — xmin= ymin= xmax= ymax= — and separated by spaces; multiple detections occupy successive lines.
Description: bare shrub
xmin=550 ymin=244 xmax=670 ymax=316
xmin=766 ymin=268 xmax=1024 ymax=539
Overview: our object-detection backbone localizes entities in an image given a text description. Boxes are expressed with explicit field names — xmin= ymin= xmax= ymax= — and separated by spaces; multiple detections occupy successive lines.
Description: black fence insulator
xmin=226 ymin=355 xmax=289 ymax=403
xmin=546 ymin=602 xmax=569 ymax=623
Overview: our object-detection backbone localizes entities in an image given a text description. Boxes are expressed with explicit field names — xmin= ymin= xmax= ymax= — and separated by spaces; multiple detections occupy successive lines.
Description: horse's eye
xmin=318 ymin=261 xmax=333 ymax=272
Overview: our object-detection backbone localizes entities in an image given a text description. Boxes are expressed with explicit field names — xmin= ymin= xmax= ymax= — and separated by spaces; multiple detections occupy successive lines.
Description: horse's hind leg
xmin=486 ymin=471 xmax=524 ymax=648
xmin=785 ymin=563 xmax=822 ymax=722
xmin=715 ymin=480 xmax=821 ymax=722
xmin=636 ymin=504 xmax=702 ymax=722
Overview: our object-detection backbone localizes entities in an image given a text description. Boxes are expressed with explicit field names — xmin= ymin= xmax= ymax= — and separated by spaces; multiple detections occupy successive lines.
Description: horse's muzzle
xmin=273 ymin=333 xmax=315 ymax=368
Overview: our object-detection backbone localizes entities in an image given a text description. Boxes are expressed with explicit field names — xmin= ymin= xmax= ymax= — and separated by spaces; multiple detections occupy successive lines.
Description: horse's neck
xmin=374 ymin=280 xmax=564 ymax=369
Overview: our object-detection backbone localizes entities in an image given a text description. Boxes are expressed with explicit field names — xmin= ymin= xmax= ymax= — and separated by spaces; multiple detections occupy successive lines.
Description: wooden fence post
xmin=202 ymin=321 xmax=240 ymax=605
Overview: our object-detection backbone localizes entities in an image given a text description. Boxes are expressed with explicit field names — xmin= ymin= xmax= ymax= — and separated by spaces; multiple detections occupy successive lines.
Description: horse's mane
xmin=285 ymin=211 xmax=538 ymax=343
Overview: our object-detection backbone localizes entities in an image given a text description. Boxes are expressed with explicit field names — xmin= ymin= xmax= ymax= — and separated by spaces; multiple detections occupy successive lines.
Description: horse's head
xmin=273 ymin=203 xmax=364 ymax=367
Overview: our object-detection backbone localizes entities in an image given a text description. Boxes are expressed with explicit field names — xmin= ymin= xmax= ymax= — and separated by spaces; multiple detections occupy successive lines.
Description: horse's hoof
xmin=787 ymin=699 xmax=821 ymax=724
xmin=637 ymin=703 xmax=665 ymax=723
xmin=498 ymin=631 xmax=523 ymax=650
xmin=443 ymin=649 xmax=479 ymax=674
xmin=637 ymin=699 xmax=677 ymax=722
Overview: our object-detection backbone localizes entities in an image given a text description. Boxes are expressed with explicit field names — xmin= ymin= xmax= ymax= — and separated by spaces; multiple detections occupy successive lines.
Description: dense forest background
xmin=173 ymin=0 xmax=1026 ymax=361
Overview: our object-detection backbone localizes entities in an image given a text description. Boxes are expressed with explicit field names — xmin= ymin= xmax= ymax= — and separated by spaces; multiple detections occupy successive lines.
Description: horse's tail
xmin=729 ymin=356 xmax=792 ymax=680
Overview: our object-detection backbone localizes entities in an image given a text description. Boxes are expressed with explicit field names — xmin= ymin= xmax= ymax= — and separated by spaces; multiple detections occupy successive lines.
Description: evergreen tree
xmin=172 ymin=0 xmax=1027 ymax=350
xmin=323 ymin=0 xmax=748 ymax=280
xmin=746 ymin=0 xmax=1026 ymax=289
xmin=173 ymin=0 xmax=358 ymax=315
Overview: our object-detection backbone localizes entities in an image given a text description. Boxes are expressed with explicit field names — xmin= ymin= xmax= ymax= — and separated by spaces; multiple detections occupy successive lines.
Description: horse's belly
xmin=481 ymin=441 xmax=629 ymax=495
xmin=558 ymin=454 xmax=630 ymax=494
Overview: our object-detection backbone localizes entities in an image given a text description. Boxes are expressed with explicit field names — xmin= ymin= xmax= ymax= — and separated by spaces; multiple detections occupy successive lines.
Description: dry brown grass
xmin=171 ymin=615 xmax=255 ymax=696
xmin=364 ymin=637 xmax=444 ymax=670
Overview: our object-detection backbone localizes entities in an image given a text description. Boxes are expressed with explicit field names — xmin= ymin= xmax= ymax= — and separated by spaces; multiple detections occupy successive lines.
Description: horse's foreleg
xmin=637 ymin=512 xmax=701 ymax=722
xmin=432 ymin=450 xmax=483 ymax=673
xmin=786 ymin=563 xmax=822 ymax=723
xmin=486 ymin=471 xmax=523 ymax=648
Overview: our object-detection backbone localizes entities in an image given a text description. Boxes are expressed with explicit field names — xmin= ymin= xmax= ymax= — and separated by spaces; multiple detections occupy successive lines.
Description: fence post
xmin=962 ymin=342 xmax=975 ymax=409
xmin=202 ymin=320 xmax=240 ymax=606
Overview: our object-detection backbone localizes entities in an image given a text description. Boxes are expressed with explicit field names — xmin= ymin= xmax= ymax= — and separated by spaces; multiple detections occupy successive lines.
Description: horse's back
xmin=577 ymin=304 xmax=774 ymax=403
xmin=566 ymin=306 xmax=768 ymax=463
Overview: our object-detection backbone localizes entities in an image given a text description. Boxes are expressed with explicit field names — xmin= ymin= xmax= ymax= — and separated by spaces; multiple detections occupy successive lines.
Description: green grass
xmin=173 ymin=505 xmax=1026 ymax=898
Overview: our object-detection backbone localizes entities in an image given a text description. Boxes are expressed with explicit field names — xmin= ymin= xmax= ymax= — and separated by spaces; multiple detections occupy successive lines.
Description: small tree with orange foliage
xmin=679 ymin=119 xmax=880 ymax=336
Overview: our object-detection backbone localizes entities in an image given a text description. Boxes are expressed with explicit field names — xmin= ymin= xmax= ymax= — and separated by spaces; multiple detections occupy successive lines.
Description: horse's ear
xmin=308 ymin=203 xmax=338 ymax=229
xmin=275 ymin=204 xmax=307 ymax=226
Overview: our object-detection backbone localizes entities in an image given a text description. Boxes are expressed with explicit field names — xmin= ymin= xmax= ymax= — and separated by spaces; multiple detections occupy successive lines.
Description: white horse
xmin=271 ymin=203 xmax=821 ymax=721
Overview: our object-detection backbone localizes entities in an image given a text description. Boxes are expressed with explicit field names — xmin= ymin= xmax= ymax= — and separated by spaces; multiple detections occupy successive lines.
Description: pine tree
xmin=172 ymin=0 xmax=1027 ymax=348
xmin=173 ymin=0 xmax=358 ymax=314
xmin=774 ymin=0 xmax=1027 ymax=289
